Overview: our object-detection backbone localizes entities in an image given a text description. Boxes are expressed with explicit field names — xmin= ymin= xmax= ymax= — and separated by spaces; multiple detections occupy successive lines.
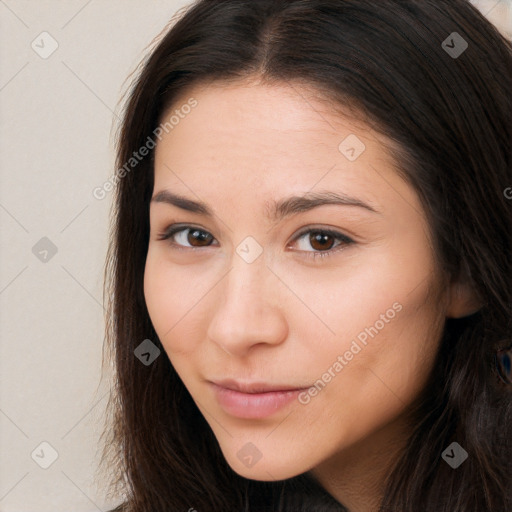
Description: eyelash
xmin=156 ymin=224 xmax=355 ymax=261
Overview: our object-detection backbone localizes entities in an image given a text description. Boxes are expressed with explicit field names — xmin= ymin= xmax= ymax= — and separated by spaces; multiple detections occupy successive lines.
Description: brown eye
xmin=185 ymin=229 xmax=214 ymax=247
xmin=157 ymin=224 xmax=354 ymax=261
xmin=157 ymin=226 xmax=216 ymax=248
xmin=308 ymin=231 xmax=337 ymax=251
xmin=293 ymin=228 xmax=353 ymax=257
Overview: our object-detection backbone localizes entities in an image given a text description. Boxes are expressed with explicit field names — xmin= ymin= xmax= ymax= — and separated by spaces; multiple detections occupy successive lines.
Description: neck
xmin=309 ymin=410 xmax=411 ymax=512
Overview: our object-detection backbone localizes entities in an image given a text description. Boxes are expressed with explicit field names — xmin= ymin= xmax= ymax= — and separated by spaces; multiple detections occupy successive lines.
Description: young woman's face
xmin=144 ymin=81 xmax=453 ymax=489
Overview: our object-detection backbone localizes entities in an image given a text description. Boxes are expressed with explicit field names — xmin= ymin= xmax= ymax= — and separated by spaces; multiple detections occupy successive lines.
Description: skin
xmin=144 ymin=79 xmax=480 ymax=512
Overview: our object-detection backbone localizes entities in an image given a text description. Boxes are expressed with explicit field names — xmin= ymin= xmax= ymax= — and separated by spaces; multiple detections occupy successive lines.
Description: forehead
xmin=152 ymin=81 xmax=420 ymax=219
xmin=156 ymin=80 xmax=375 ymax=160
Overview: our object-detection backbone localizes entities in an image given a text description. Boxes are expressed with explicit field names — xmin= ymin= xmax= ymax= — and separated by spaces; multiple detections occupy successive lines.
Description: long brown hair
xmin=97 ymin=1 xmax=512 ymax=510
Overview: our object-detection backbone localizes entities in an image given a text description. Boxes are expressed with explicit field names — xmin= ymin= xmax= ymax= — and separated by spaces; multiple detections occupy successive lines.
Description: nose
xmin=206 ymin=256 xmax=289 ymax=358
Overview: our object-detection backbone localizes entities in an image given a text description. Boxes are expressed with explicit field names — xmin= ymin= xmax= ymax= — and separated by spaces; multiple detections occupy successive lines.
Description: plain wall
xmin=0 ymin=2 xmax=191 ymax=511
xmin=0 ymin=1 xmax=510 ymax=511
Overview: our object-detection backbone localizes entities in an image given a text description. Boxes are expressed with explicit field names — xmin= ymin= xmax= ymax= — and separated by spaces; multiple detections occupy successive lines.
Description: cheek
xmin=297 ymin=288 xmax=444 ymax=459
xmin=143 ymin=250 xmax=209 ymax=355
xmin=343 ymin=307 xmax=442 ymax=425
xmin=297 ymin=230 xmax=444 ymax=402
xmin=289 ymin=242 xmax=436 ymax=355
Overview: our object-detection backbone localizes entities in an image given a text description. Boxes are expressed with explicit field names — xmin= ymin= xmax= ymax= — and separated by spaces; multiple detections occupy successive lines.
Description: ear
xmin=445 ymin=271 xmax=482 ymax=319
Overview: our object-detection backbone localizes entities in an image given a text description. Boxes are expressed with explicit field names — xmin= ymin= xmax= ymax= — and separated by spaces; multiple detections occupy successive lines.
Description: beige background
xmin=0 ymin=1 xmax=510 ymax=511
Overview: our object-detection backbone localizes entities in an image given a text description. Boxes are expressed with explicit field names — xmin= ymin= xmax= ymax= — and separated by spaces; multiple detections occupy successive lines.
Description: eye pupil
xmin=189 ymin=229 xmax=212 ymax=246
xmin=310 ymin=232 xmax=335 ymax=251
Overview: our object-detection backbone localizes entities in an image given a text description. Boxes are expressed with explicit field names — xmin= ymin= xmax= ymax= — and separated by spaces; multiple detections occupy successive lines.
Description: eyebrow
xmin=150 ymin=189 xmax=381 ymax=221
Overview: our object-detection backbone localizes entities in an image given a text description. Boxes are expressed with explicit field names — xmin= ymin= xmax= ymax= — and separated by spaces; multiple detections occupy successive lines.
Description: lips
xmin=208 ymin=379 xmax=308 ymax=419
xmin=211 ymin=378 xmax=305 ymax=394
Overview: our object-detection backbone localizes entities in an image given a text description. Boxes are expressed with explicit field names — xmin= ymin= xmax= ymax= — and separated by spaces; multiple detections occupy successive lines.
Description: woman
xmin=98 ymin=1 xmax=512 ymax=510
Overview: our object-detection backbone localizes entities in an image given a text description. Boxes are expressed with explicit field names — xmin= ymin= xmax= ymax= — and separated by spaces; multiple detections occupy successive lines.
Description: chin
xmin=231 ymin=463 xmax=298 ymax=482
xmin=223 ymin=450 xmax=307 ymax=482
